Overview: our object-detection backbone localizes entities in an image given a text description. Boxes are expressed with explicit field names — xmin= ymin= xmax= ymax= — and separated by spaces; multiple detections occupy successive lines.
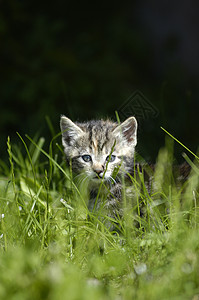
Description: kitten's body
xmin=60 ymin=116 xmax=137 ymax=223
xmin=60 ymin=116 xmax=193 ymax=231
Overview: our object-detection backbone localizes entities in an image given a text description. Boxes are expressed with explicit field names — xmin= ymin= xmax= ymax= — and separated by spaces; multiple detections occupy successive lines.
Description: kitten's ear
xmin=113 ymin=117 xmax=137 ymax=146
xmin=60 ymin=116 xmax=84 ymax=146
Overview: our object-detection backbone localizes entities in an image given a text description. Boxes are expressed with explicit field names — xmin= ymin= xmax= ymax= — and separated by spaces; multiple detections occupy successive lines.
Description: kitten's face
xmin=60 ymin=117 xmax=137 ymax=184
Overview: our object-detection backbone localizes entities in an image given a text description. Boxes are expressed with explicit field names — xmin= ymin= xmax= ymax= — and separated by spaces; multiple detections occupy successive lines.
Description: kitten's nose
xmin=93 ymin=165 xmax=104 ymax=177
xmin=94 ymin=169 xmax=103 ymax=175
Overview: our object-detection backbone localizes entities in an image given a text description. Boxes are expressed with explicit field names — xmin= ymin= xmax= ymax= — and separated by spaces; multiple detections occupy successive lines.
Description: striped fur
xmin=60 ymin=116 xmax=137 ymax=220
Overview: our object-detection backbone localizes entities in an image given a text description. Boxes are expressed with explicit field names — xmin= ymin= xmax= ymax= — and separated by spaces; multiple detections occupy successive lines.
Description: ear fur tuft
xmin=113 ymin=116 xmax=137 ymax=146
xmin=60 ymin=116 xmax=83 ymax=146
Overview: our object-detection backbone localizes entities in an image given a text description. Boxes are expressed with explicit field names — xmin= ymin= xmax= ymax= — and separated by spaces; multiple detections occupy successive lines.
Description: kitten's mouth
xmin=92 ymin=172 xmax=104 ymax=180
xmin=91 ymin=175 xmax=105 ymax=182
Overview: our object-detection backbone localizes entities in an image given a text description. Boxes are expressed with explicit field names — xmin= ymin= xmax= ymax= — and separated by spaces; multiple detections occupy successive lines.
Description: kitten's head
xmin=60 ymin=116 xmax=137 ymax=183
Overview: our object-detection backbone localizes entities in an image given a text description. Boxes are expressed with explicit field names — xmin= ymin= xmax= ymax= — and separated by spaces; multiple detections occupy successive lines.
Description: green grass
xmin=0 ymin=133 xmax=199 ymax=300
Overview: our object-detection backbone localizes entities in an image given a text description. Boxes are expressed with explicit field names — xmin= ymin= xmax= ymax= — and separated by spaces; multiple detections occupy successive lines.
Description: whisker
xmin=81 ymin=175 xmax=90 ymax=185
xmin=109 ymin=176 xmax=116 ymax=184
xmin=74 ymin=173 xmax=90 ymax=186
xmin=74 ymin=173 xmax=84 ymax=180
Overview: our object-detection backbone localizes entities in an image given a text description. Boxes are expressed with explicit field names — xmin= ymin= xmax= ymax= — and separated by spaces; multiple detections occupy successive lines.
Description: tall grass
xmin=0 ymin=132 xmax=198 ymax=300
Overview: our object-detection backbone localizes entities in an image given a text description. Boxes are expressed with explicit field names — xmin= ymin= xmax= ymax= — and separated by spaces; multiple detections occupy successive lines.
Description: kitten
xmin=60 ymin=116 xmax=137 ymax=225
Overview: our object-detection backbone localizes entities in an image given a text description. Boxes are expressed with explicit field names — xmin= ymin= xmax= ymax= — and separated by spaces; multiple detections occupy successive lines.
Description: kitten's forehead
xmin=77 ymin=120 xmax=117 ymax=154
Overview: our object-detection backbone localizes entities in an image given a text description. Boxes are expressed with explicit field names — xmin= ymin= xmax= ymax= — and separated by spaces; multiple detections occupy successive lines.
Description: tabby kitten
xmin=60 ymin=116 xmax=137 ymax=222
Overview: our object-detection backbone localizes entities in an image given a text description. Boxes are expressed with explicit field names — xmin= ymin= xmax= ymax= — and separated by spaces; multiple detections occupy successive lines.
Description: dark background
xmin=1 ymin=0 xmax=199 ymax=163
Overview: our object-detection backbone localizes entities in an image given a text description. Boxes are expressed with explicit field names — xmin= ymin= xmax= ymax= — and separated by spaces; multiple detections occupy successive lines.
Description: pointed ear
xmin=113 ymin=117 xmax=137 ymax=146
xmin=60 ymin=116 xmax=84 ymax=146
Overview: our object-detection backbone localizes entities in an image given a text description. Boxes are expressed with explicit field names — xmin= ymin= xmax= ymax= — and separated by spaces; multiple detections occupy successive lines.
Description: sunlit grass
xmin=0 ymin=132 xmax=198 ymax=300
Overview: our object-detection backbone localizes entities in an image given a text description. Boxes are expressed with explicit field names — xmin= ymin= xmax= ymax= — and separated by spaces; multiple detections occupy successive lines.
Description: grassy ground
xmin=0 ymin=133 xmax=199 ymax=300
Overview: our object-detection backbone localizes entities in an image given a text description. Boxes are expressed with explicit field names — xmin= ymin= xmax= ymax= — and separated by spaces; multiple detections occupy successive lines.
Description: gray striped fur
xmin=60 ymin=116 xmax=137 ymax=221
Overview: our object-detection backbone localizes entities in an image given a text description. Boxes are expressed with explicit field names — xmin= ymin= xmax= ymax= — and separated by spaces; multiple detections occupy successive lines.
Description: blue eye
xmin=82 ymin=154 xmax=92 ymax=162
xmin=106 ymin=155 xmax=116 ymax=162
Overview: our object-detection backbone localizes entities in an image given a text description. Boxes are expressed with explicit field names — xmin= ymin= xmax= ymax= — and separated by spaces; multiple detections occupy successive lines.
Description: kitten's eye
xmin=82 ymin=154 xmax=92 ymax=162
xmin=106 ymin=155 xmax=116 ymax=162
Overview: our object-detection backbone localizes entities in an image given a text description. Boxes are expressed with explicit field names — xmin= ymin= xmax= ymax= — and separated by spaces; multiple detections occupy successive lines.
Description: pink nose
xmin=94 ymin=169 xmax=103 ymax=175
xmin=93 ymin=164 xmax=104 ymax=177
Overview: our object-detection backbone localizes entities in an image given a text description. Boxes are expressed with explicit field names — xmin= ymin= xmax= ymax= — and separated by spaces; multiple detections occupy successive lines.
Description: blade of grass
xmin=161 ymin=127 xmax=199 ymax=161
xmin=25 ymin=134 xmax=88 ymax=211
xmin=16 ymin=133 xmax=37 ymax=184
